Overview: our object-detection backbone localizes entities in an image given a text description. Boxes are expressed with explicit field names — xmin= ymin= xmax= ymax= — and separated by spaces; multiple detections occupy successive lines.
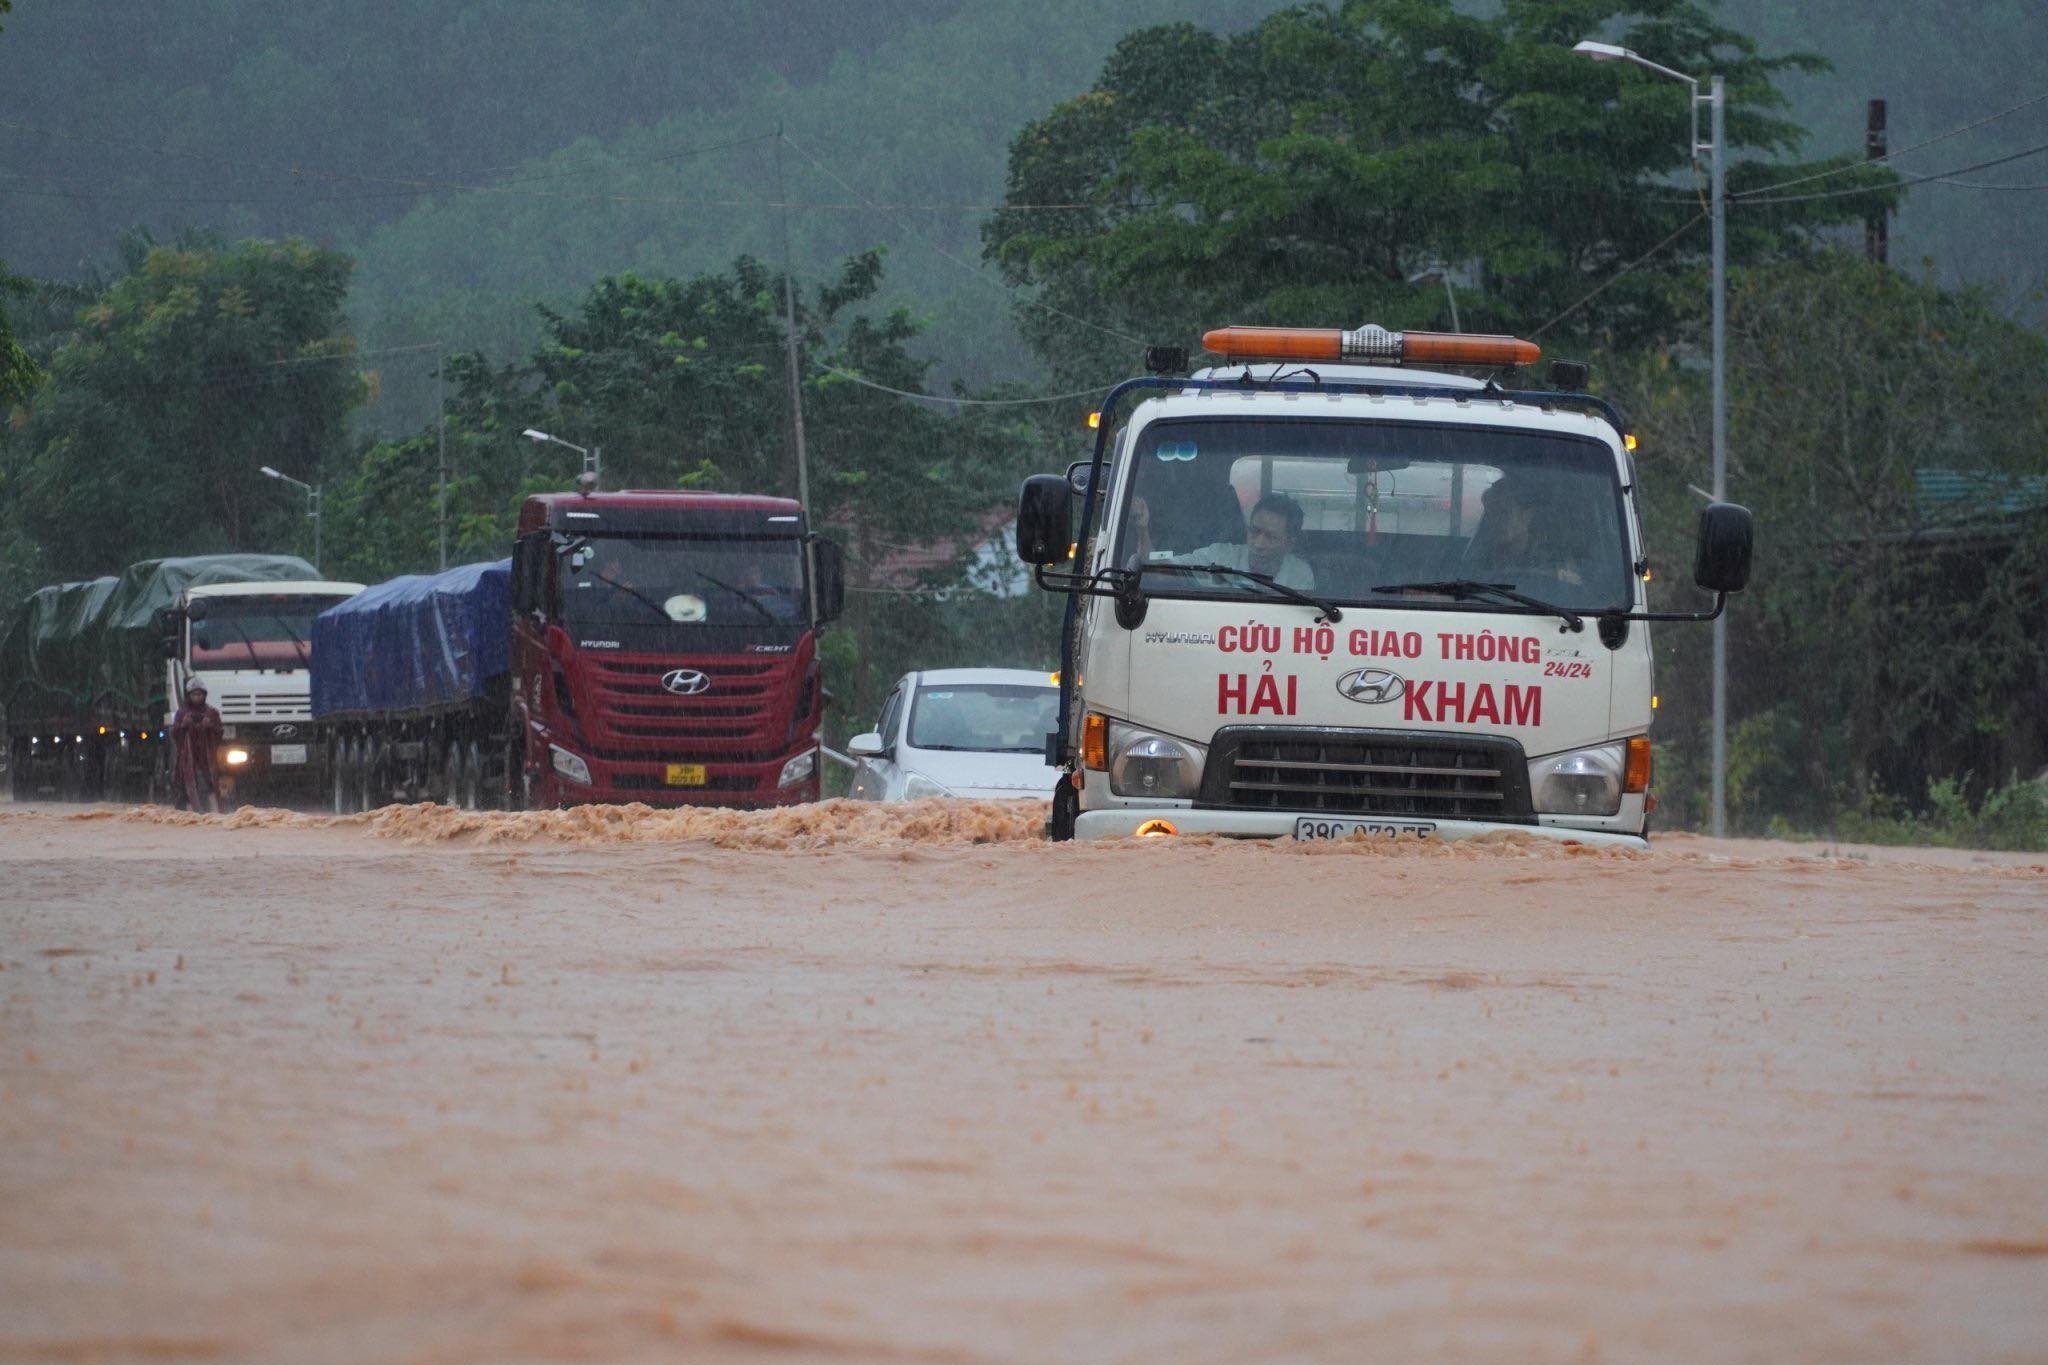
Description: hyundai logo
xmin=1335 ymin=667 xmax=1407 ymax=705
xmin=660 ymin=668 xmax=711 ymax=696
xmin=271 ymin=723 xmax=299 ymax=739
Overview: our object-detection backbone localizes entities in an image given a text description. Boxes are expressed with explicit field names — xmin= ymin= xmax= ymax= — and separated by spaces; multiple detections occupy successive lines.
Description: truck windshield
xmin=563 ymin=536 xmax=807 ymax=628
xmin=189 ymin=594 xmax=339 ymax=669
xmin=1116 ymin=417 xmax=1633 ymax=612
xmin=909 ymin=683 xmax=1060 ymax=753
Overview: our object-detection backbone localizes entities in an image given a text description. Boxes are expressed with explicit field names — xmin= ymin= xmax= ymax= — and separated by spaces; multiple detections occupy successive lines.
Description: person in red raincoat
xmin=171 ymin=680 xmax=224 ymax=813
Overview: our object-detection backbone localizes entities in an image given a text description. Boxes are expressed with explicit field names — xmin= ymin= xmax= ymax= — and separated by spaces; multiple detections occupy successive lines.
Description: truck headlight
xmin=903 ymin=772 xmax=953 ymax=799
xmin=549 ymin=744 xmax=592 ymax=786
xmin=1108 ymin=724 xmax=1206 ymax=799
xmin=1528 ymin=742 xmax=1625 ymax=816
xmin=224 ymin=747 xmax=251 ymax=767
xmin=777 ymin=749 xmax=816 ymax=787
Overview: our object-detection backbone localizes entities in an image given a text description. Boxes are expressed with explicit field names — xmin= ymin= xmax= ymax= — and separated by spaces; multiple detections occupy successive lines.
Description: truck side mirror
xmin=1015 ymin=475 xmax=1073 ymax=566
xmin=1694 ymin=502 xmax=1755 ymax=594
xmin=155 ymin=607 xmax=180 ymax=659
xmin=510 ymin=538 xmax=534 ymax=613
xmin=812 ymin=538 xmax=846 ymax=625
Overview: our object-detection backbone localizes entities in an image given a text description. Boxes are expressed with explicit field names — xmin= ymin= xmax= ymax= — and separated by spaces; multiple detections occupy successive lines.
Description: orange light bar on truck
xmin=1201 ymin=324 xmax=1540 ymax=369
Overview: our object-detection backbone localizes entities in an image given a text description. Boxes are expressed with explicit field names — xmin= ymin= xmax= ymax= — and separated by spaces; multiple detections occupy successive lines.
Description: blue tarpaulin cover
xmin=312 ymin=560 xmax=511 ymax=718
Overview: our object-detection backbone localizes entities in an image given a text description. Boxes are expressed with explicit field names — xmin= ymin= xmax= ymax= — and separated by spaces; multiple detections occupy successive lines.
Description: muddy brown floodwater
xmin=3 ymin=802 xmax=2047 ymax=1363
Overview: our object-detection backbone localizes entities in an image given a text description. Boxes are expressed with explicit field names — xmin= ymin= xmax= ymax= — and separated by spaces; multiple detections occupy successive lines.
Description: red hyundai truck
xmin=506 ymin=489 xmax=844 ymax=808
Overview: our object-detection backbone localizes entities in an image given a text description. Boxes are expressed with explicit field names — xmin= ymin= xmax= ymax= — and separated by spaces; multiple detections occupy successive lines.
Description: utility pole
xmin=773 ymin=128 xmax=813 ymax=519
xmin=1708 ymin=74 xmax=1728 ymax=840
xmin=436 ymin=355 xmax=449 ymax=570
xmin=1865 ymin=99 xmax=1889 ymax=264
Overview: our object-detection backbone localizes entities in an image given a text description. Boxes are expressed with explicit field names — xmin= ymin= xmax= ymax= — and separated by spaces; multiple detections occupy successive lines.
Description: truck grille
xmin=214 ymin=690 xmax=311 ymax=721
xmin=584 ymin=658 xmax=786 ymax=744
xmin=1199 ymin=727 xmax=1535 ymax=822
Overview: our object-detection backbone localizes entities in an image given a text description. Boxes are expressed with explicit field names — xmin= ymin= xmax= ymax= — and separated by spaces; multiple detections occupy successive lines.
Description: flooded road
xmin=4 ymin=803 xmax=2046 ymax=1362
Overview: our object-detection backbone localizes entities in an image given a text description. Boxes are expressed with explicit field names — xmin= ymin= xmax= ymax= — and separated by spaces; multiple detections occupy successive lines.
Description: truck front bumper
xmin=553 ymin=744 xmax=819 ymax=809
xmin=1073 ymin=807 xmax=1648 ymax=850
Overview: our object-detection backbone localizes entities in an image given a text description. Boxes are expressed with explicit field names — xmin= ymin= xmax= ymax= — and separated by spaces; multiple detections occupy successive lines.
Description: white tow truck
xmin=1014 ymin=324 xmax=1753 ymax=847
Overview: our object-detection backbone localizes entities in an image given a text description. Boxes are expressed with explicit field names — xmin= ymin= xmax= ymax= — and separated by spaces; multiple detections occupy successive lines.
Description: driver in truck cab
xmin=1128 ymin=491 xmax=1316 ymax=590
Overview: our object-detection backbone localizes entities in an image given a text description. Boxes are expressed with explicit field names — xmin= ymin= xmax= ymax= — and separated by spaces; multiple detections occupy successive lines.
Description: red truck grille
xmin=583 ymin=657 xmax=789 ymax=748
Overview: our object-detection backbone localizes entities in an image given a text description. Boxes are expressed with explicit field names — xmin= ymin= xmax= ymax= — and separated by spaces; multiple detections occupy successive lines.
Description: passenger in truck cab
xmin=1130 ymin=492 xmax=1316 ymax=590
xmin=1458 ymin=471 xmax=1592 ymax=592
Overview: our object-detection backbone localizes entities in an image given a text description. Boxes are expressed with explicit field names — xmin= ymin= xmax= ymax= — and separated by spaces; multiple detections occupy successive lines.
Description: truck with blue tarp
xmin=311 ymin=559 xmax=512 ymax=811
xmin=314 ymin=488 xmax=847 ymax=812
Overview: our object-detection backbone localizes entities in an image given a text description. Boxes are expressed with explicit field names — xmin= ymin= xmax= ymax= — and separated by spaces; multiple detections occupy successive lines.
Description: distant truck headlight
xmin=549 ymin=744 xmax=592 ymax=786
xmin=1108 ymin=724 xmax=1206 ymax=799
xmin=777 ymin=749 xmax=816 ymax=788
xmin=903 ymin=772 xmax=954 ymax=799
xmin=224 ymin=747 xmax=251 ymax=767
xmin=1528 ymin=742 xmax=1625 ymax=816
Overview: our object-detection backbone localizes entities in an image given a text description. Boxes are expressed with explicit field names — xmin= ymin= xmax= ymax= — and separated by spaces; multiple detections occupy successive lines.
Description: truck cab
xmin=508 ymin=490 xmax=844 ymax=807
xmin=169 ymin=580 xmax=365 ymax=794
xmin=1015 ymin=324 xmax=1754 ymax=847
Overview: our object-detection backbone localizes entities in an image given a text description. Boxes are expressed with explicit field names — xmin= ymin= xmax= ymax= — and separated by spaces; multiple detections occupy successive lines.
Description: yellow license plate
xmin=664 ymin=763 xmax=707 ymax=787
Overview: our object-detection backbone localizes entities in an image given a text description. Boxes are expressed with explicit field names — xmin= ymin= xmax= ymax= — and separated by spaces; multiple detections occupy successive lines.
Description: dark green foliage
xmin=1 ymin=235 xmax=359 ymax=579
xmin=984 ymin=0 xmax=1889 ymax=378
xmin=1619 ymin=251 xmax=2048 ymax=833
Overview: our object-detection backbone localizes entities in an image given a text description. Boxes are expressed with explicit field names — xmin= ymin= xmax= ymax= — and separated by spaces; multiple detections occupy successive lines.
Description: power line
xmin=0 ymin=119 xmax=1104 ymax=213
xmin=1733 ymin=88 xmax=2048 ymax=199
xmin=810 ymin=358 xmax=1112 ymax=406
xmin=1735 ymin=138 xmax=2048 ymax=205
xmin=1529 ymin=213 xmax=1706 ymax=339
xmin=776 ymin=131 xmax=1146 ymax=348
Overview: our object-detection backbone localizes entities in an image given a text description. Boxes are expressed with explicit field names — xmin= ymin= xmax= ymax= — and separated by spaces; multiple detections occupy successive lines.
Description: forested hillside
xmin=6 ymin=0 xmax=2041 ymax=431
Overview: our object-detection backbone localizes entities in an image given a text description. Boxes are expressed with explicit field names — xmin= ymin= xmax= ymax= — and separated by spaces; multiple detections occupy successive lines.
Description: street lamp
xmin=1572 ymin=37 xmax=1729 ymax=840
xmin=259 ymin=465 xmax=322 ymax=573
xmin=522 ymin=427 xmax=600 ymax=487
xmin=1407 ymin=264 xmax=1462 ymax=332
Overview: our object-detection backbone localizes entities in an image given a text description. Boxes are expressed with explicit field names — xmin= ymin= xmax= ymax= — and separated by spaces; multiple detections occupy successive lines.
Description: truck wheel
xmin=439 ymin=739 xmax=461 ymax=807
xmin=501 ymin=740 xmax=525 ymax=811
xmin=98 ymin=740 xmax=124 ymax=804
xmin=58 ymin=742 xmax=86 ymax=801
xmin=329 ymin=739 xmax=351 ymax=814
xmin=357 ymin=739 xmax=380 ymax=812
xmin=460 ymin=740 xmax=484 ymax=811
xmin=8 ymin=740 xmax=30 ymax=803
xmin=1047 ymin=778 xmax=1078 ymax=842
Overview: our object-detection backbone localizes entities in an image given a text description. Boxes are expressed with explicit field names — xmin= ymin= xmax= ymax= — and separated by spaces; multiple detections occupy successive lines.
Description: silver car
xmin=847 ymin=668 xmax=1062 ymax=801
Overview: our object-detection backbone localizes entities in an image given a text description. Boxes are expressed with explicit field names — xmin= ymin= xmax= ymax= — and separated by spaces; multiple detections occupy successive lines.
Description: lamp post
xmin=1407 ymin=264 xmax=1462 ymax=332
xmin=259 ymin=465 xmax=322 ymax=573
xmin=522 ymin=427 xmax=600 ymax=488
xmin=1572 ymin=38 xmax=1728 ymax=840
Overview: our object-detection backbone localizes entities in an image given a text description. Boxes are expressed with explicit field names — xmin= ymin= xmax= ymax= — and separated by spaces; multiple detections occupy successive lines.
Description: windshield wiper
xmin=1370 ymin=578 xmax=1583 ymax=629
xmin=591 ymin=572 xmax=689 ymax=624
xmin=689 ymin=569 xmax=781 ymax=624
xmin=1142 ymin=562 xmax=1343 ymax=623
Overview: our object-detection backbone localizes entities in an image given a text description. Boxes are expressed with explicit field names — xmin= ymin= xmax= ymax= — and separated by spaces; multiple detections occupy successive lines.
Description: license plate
xmin=1294 ymin=817 xmax=1435 ymax=841
xmin=664 ymin=763 xmax=707 ymax=787
xmin=270 ymin=744 xmax=307 ymax=766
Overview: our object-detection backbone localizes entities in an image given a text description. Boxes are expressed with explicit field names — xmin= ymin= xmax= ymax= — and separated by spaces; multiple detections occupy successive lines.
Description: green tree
xmin=984 ymin=0 xmax=1893 ymax=379
xmin=1621 ymin=251 xmax=2048 ymax=829
xmin=328 ymin=251 xmax=1047 ymax=723
xmin=0 ymin=1 xmax=41 ymax=410
xmin=2 ymin=234 xmax=360 ymax=576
